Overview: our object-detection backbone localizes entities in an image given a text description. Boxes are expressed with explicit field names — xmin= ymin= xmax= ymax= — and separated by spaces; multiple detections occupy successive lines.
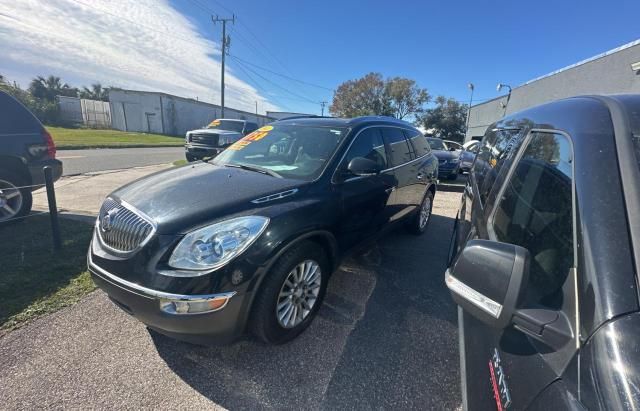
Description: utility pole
xmin=465 ymin=83 xmax=474 ymax=139
xmin=212 ymin=14 xmax=235 ymax=117
xmin=320 ymin=101 xmax=328 ymax=116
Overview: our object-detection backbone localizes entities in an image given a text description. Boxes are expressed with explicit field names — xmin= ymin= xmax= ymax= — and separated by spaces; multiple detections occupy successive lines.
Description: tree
xmin=384 ymin=77 xmax=430 ymax=120
xmin=2 ymin=75 xmax=60 ymax=124
xmin=329 ymin=73 xmax=429 ymax=119
xmin=28 ymin=75 xmax=77 ymax=102
xmin=80 ymin=83 xmax=109 ymax=101
xmin=329 ymin=73 xmax=389 ymax=118
xmin=418 ymin=96 xmax=468 ymax=143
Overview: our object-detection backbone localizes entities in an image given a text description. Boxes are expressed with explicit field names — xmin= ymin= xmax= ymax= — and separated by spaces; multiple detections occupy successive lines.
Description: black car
xmin=0 ymin=91 xmax=62 ymax=223
xmin=89 ymin=116 xmax=438 ymax=344
xmin=427 ymin=137 xmax=461 ymax=180
xmin=185 ymin=118 xmax=259 ymax=162
xmin=447 ymin=95 xmax=640 ymax=410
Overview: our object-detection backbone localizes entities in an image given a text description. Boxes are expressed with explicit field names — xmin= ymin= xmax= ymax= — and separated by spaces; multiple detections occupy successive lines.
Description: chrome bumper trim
xmin=88 ymin=252 xmax=236 ymax=304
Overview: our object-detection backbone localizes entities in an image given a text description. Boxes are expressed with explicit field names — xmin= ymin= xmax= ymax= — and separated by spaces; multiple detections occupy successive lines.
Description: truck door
xmin=460 ymin=131 xmax=579 ymax=410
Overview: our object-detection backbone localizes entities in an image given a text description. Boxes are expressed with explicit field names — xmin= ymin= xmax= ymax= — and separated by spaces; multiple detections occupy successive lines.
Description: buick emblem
xmin=101 ymin=208 xmax=118 ymax=232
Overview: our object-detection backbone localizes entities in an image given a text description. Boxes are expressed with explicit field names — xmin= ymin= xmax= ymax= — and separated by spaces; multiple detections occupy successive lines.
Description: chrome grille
xmin=190 ymin=133 xmax=219 ymax=146
xmin=97 ymin=198 xmax=154 ymax=253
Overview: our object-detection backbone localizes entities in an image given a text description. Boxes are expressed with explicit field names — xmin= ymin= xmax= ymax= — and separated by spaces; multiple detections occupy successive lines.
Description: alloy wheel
xmin=419 ymin=194 xmax=432 ymax=229
xmin=0 ymin=179 xmax=23 ymax=222
xmin=276 ymin=259 xmax=322 ymax=329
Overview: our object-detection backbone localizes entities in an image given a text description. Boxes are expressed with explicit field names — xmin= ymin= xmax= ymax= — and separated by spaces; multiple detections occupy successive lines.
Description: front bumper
xmin=185 ymin=144 xmax=224 ymax=159
xmin=88 ymin=253 xmax=247 ymax=345
xmin=438 ymin=162 xmax=460 ymax=176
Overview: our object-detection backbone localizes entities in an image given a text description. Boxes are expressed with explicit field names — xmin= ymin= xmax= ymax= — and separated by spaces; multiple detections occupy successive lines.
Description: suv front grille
xmin=97 ymin=198 xmax=155 ymax=254
xmin=190 ymin=133 xmax=219 ymax=146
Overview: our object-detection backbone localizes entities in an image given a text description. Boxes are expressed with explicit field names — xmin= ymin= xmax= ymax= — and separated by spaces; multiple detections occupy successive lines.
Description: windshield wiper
xmin=223 ymin=163 xmax=282 ymax=178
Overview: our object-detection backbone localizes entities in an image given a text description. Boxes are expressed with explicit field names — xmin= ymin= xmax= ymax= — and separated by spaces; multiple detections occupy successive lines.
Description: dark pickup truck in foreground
xmin=447 ymin=94 xmax=640 ymax=410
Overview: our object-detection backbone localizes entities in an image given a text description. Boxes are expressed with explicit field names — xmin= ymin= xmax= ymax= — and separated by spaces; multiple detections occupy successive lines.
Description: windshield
xmin=427 ymin=138 xmax=447 ymax=151
xmin=213 ymin=124 xmax=348 ymax=181
xmin=207 ymin=119 xmax=245 ymax=132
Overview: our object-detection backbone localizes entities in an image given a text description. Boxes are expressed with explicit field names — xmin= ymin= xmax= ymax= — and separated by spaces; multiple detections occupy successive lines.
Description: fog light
xmin=159 ymin=293 xmax=234 ymax=315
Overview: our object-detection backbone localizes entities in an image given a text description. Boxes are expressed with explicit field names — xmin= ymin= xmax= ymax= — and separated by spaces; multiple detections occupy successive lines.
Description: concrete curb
xmin=57 ymin=144 xmax=183 ymax=150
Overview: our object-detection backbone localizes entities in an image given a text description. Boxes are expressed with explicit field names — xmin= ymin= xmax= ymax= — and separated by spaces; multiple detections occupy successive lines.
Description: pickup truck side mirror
xmin=347 ymin=157 xmax=382 ymax=176
xmin=446 ymin=240 xmax=573 ymax=349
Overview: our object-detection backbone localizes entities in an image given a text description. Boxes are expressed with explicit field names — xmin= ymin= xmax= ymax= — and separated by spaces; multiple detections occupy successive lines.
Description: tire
xmin=185 ymin=153 xmax=197 ymax=162
xmin=407 ymin=189 xmax=434 ymax=235
xmin=0 ymin=168 xmax=32 ymax=225
xmin=250 ymin=241 xmax=330 ymax=344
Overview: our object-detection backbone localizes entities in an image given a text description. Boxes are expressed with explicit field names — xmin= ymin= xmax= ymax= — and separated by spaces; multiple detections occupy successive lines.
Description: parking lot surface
xmin=0 ymin=190 xmax=462 ymax=409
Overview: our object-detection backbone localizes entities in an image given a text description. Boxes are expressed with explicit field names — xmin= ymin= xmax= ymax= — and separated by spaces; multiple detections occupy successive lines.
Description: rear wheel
xmin=0 ymin=169 xmax=32 ymax=224
xmin=185 ymin=153 xmax=197 ymax=162
xmin=250 ymin=241 xmax=329 ymax=344
xmin=407 ymin=190 xmax=433 ymax=235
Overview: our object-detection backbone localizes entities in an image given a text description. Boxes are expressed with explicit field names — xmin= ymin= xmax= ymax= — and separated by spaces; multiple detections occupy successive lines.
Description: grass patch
xmin=0 ymin=215 xmax=95 ymax=332
xmin=47 ymin=126 xmax=184 ymax=149
xmin=172 ymin=159 xmax=188 ymax=166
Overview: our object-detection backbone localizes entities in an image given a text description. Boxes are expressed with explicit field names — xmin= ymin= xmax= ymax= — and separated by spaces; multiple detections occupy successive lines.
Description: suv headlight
xmin=168 ymin=216 xmax=269 ymax=272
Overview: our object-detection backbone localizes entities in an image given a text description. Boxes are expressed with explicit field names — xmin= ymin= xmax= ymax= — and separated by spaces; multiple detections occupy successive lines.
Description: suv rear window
xmin=404 ymin=129 xmax=430 ymax=157
xmin=0 ymin=92 xmax=41 ymax=134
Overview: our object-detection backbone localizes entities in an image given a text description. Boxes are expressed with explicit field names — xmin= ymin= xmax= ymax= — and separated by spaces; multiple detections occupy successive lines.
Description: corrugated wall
xmin=109 ymin=89 xmax=274 ymax=136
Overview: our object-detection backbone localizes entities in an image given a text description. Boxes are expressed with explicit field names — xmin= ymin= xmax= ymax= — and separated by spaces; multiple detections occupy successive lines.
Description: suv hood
xmin=187 ymin=128 xmax=240 ymax=135
xmin=110 ymin=162 xmax=304 ymax=234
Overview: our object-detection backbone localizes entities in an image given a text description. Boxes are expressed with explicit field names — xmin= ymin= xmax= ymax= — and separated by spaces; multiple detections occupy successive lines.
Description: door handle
xmin=385 ymin=186 xmax=396 ymax=194
xmin=416 ymin=173 xmax=423 ymax=180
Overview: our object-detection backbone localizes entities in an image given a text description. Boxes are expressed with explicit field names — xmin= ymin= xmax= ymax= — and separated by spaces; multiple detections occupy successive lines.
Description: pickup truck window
xmin=472 ymin=129 xmax=521 ymax=206
xmin=492 ymin=132 xmax=574 ymax=304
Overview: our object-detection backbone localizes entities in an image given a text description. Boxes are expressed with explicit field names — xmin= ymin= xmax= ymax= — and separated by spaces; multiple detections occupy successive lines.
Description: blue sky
xmin=2 ymin=0 xmax=639 ymax=117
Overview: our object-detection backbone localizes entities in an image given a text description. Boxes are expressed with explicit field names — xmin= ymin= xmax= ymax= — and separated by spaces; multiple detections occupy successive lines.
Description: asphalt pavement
xmin=58 ymin=147 xmax=184 ymax=175
xmin=0 ymin=191 xmax=462 ymax=409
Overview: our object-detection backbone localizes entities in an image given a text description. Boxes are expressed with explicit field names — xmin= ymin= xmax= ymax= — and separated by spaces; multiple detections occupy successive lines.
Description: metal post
xmin=465 ymin=83 xmax=474 ymax=140
xmin=43 ymin=166 xmax=62 ymax=251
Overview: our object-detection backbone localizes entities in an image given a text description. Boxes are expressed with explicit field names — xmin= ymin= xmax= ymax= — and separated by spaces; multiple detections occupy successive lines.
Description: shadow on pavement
xmin=151 ymin=214 xmax=460 ymax=409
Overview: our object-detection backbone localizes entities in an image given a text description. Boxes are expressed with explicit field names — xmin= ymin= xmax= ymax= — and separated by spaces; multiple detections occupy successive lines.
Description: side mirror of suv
xmin=347 ymin=157 xmax=381 ymax=176
xmin=446 ymin=240 xmax=573 ymax=349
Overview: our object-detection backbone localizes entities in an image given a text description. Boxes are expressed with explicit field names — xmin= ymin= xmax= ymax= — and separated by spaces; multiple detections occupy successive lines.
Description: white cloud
xmin=0 ymin=0 xmax=280 ymax=113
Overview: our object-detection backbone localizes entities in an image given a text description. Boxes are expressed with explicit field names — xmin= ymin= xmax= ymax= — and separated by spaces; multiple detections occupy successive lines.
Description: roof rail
xmin=275 ymin=115 xmax=335 ymax=121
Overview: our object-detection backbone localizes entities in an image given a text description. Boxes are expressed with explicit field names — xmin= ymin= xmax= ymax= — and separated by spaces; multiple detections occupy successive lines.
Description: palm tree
xmin=28 ymin=75 xmax=77 ymax=101
xmin=80 ymin=83 xmax=109 ymax=101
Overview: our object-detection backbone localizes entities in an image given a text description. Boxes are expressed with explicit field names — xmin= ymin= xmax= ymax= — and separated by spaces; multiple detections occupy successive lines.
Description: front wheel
xmin=250 ymin=241 xmax=329 ymax=344
xmin=407 ymin=190 xmax=434 ymax=235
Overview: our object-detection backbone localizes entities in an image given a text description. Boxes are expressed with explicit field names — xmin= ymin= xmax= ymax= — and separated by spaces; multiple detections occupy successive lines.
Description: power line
xmin=229 ymin=55 xmax=319 ymax=105
xmin=228 ymin=60 xmax=293 ymax=111
xmin=229 ymin=54 xmax=333 ymax=91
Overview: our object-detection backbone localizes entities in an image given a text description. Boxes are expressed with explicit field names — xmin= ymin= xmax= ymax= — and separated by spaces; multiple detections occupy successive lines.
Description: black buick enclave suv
xmin=447 ymin=95 xmax=640 ymax=410
xmin=89 ymin=116 xmax=438 ymax=344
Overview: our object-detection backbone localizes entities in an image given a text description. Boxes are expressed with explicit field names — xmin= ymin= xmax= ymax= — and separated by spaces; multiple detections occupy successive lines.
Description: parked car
xmin=185 ymin=119 xmax=259 ymax=162
xmin=89 ymin=116 xmax=438 ymax=345
xmin=427 ymin=137 xmax=460 ymax=180
xmin=459 ymin=139 xmax=480 ymax=173
xmin=0 ymin=91 xmax=62 ymax=223
xmin=446 ymin=95 xmax=640 ymax=410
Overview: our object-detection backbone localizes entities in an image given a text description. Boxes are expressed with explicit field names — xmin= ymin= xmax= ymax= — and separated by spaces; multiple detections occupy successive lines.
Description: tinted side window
xmin=342 ymin=127 xmax=388 ymax=174
xmin=381 ymin=127 xmax=414 ymax=166
xmin=0 ymin=92 xmax=40 ymax=134
xmin=404 ymin=129 xmax=430 ymax=157
xmin=472 ymin=129 xmax=520 ymax=205
xmin=492 ymin=132 xmax=573 ymax=303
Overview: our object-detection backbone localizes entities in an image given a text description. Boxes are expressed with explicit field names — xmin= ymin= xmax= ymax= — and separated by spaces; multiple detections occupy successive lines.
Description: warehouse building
xmin=109 ymin=89 xmax=274 ymax=136
xmin=466 ymin=39 xmax=640 ymax=142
